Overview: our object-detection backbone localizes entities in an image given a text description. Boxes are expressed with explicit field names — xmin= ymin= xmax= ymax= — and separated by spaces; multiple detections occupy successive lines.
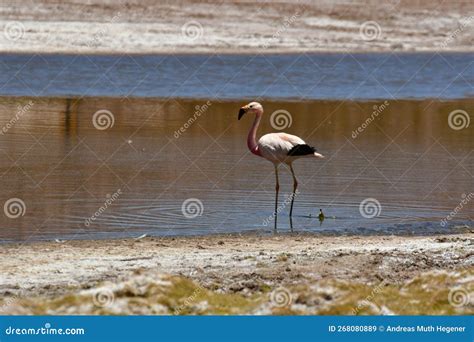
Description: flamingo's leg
xmin=274 ymin=164 xmax=279 ymax=231
xmin=289 ymin=163 xmax=298 ymax=219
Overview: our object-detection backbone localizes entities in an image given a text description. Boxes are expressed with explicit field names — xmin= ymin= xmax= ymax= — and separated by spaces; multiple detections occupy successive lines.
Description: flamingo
xmin=238 ymin=102 xmax=324 ymax=230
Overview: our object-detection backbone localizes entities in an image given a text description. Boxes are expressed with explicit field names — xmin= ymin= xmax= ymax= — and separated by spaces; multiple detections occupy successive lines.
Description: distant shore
xmin=1 ymin=1 xmax=473 ymax=54
xmin=1 ymin=232 xmax=472 ymax=314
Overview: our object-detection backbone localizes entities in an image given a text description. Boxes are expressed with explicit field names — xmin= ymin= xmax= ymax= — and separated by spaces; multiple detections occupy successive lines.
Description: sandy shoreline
xmin=1 ymin=232 xmax=473 ymax=314
xmin=1 ymin=0 xmax=473 ymax=54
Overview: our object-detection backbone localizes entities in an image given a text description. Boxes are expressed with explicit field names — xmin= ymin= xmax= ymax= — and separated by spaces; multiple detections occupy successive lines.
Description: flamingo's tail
xmin=314 ymin=152 xmax=325 ymax=159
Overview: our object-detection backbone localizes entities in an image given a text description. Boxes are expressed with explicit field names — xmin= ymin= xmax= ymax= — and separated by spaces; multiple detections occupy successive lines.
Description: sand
xmin=1 ymin=232 xmax=473 ymax=314
xmin=1 ymin=0 xmax=473 ymax=54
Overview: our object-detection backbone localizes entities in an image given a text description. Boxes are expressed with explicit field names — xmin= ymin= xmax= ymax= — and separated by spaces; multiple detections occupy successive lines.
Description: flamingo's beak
xmin=238 ymin=107 xmax=247 ymax=120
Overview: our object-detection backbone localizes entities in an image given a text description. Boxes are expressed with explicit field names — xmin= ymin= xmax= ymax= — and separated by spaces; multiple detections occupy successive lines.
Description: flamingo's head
xmin=238 ymin=102 xmax=263 ymax=120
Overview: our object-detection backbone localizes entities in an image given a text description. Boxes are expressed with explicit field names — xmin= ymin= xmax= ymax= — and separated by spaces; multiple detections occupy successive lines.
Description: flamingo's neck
xmin=247 ymin=114 xmax=262 ymax=157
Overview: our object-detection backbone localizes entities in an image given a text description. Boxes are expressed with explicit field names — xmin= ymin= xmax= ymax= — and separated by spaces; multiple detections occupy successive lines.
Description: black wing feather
xmin=287 ymin=144 xmax=316 ymax=156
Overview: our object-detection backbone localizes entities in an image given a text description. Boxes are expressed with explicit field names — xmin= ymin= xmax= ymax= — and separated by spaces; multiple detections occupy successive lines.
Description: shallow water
xmin=0 ymin=53 xmax=473 ymax=100
xmin=0 ymin=97 xmax=472 ymax=242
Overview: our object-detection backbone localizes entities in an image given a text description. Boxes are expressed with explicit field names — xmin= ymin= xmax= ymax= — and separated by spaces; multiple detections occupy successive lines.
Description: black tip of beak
xmin=238 ymin=108 xmax=246 ymax=120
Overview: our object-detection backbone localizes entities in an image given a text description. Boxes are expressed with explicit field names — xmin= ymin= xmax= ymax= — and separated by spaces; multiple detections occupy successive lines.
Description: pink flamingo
xmin=238 ymin=102 xmax=324 ymax=230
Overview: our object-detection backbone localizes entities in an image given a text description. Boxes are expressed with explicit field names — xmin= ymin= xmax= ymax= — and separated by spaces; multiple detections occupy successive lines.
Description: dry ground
xmin=0 ymin=0 xmax=473 ymax=54
xmin=1 ymin=232 xmax=473 ymax=314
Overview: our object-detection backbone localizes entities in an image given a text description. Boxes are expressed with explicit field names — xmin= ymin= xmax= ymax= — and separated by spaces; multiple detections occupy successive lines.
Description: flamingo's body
xmin=258 ymin=132 xmax=323 ymax=163
xmin=238 ymin=102 xmax=324 ymax=230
